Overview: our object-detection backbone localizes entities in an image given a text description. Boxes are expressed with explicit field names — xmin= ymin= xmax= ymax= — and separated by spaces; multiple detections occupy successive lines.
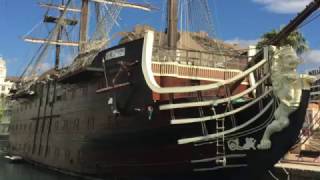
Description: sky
xmin=0 ymin=0 xmax=319 ymax=76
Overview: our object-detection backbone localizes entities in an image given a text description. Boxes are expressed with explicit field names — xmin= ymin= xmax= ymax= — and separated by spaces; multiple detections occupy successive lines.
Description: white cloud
xmin=301 ymin=49 xmax=320 ymax=64
xmin=225 ymin=38 xmax=259 ymax=48
xmin=253 ymin=0 xmax=312 ymax=14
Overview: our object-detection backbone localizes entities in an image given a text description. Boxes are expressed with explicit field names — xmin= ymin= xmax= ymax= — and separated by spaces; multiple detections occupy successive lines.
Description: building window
xmin=1 ymin=86 xmax=5 ymax=91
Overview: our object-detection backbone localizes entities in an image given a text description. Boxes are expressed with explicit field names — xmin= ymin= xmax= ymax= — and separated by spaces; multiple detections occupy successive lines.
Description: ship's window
xmin=63 ymin=120 xmax=68 ymax=130
xmin=39 ymin=145 xmax=43 ymax=155
xmin=46 ymin=146 xmax=51 ymax=156
xmin=71 ymin=89 xmax=76 ymax=99
xmin=87 ymin=116 xmax=95 ymax=130
xmin=96 ymin=78 xmax=105 ymax=90
xmin=65 ymin=149 xmax=70 ymax=160
xmin=56 ymin=95 xmax=62 ymax=101
xmin=23 ymin=144 xmax=27 ymax=152
xmin=54 ymin=147 xmax=60 ymax=157
xmin=54 ymin=120 xmax=59 ymax=131
xmin=77 ymin=150 xmax=82 ymax=162
xmin=74 ymin=118 xmax=79 ymax=130
xmin=27 ymin=145 xmax=31 ymax=153
xmin=62 ymin=92 xmax=67 ymax=101
xmin=82 ymin=85 xmax=88 ymax=96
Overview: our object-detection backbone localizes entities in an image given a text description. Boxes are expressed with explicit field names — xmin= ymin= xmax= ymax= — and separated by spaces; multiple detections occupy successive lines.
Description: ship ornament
xmin=228 ymin=138 xmax=257 ymax=151
xmin=257 ymin=46 xmax=316 ymax=150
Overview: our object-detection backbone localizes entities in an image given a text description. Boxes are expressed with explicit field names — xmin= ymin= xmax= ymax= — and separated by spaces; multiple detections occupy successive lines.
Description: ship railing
xmin=142 ymin=31 xmax=274 ymax=145
xmin=177 ymin=99 xmax=274 ymax=144
xmin=152 ymin=46 xmax=248 ymax=70
xmin=151 ymin=61 xmax=245 ymax=82
xmin=142 ymin=31 xmax=268 ymax=94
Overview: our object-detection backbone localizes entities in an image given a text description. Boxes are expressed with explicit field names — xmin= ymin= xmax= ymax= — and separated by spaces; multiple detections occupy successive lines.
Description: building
xmin=0 ymin=56 xmax=16 ymax=152
xmin=0 ymin=57 xmax=14 ymax=97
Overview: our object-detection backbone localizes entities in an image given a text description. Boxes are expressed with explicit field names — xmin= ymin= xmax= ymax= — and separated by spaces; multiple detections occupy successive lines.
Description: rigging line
xmin=22 ymin=21 xmax=43 ymax=38
xmin=298 ymin=11 xmax=320 ymax=29
xmin=19 ymin=44 xmax=45 ymax=79
xmin=30 ymin=0 xmax=73 ymax=77
xmin=268 ymin=170 xmax=280 ymax=180
xmin=62 ymin=26 xmax=77 ymax=60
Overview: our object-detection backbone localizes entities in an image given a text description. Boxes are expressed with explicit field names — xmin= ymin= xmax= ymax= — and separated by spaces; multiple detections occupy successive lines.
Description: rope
xmin=22 ymin=21 xmax=43 ymax=38
xmin=298 ymin=11 xmax=320 ymax=29
xmin=268 ymin=170 xmax=280 ymax=180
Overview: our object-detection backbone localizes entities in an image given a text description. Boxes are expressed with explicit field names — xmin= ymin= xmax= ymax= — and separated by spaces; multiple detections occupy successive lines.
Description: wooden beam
xmin=39 ymin=2 xmax=81 ymax=13
xmin=23 ymin=37 xmax=79 ymax=47
xmin=167 ymin=0 xmax=178 ymax=49
xmin=79 ymin=0 xmax=89 ymax=53
xmin=44 ymin=16 xmax=78 ymax=26
xmin=96 ymin=82 xmax=130 ymax=93
xmin=91 ymin=0 xmax=153 ymax=11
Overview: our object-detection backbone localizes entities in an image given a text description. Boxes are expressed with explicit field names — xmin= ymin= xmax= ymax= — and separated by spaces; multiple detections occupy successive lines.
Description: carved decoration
xmin=228 ymin=138 xmax=257 ymax=151
xmin=258 ymin=46 xmax=315 ymax=150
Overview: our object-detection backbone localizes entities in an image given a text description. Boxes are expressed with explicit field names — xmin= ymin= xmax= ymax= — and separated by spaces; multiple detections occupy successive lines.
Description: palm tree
xmin=257 ymin=29 xmax=308 ymax=55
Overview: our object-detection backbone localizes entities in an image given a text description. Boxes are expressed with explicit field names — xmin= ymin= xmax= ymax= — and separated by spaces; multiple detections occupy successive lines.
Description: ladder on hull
xmin=212 ymin=105 xmax=226 ymax=166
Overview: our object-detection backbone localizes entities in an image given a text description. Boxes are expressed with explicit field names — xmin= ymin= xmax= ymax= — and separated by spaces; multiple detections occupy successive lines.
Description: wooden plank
xmin=30 ymin=115 xmax=60 ymax=121
xmin=24 ymin=37 xmax=79 ymax=47
xmin=44 ymin=16 xmax=78 ymax=26
xmin=91 ymin=0 xmax=153 ymax=11
xmin=96 ymin=82 xmax=130 ymax=93
xmin=39 ymin=2 xmax=81 ymax=13
xmin=86 ymin=67 xmax=105 ymax=72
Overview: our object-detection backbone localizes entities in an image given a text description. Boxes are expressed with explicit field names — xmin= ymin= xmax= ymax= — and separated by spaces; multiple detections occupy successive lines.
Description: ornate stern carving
xmin=228 ymin=138 xmax=257 ymax=151
xmin=258 ymin=46 xmax=316 ymax=150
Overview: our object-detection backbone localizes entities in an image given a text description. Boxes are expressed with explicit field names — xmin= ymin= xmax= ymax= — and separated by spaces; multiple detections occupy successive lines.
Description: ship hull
xmin=8 ymin=39 xmax=310 ymax=179
xmin=8 ymin=88 xmax=310 ymax=180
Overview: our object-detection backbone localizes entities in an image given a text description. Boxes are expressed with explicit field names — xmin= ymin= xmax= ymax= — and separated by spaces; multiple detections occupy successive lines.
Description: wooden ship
xmin=8 ymin=0 xmax=320 ymax=179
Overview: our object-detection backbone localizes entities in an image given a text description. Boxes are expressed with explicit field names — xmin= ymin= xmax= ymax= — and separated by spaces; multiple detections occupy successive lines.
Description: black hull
xmin=77 ymin=91 xmax=309 ymax=180
xmin=8 ymin=38 xmax=310 ymax=180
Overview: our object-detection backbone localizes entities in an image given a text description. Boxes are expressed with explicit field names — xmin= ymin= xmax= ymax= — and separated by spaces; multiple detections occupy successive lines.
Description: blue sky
xmin=0 ymin=0 xmax=319 ymax=76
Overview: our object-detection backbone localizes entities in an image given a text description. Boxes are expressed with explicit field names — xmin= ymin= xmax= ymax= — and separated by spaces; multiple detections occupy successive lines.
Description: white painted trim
xmin=141 ymin=30 xmax=267 ymax=94
xmin=171 ymin=88 xmax=272 ymax=125
xmin=177 ymin=99 xmax=274 ymax=144
xmin=193 ymin=164 xmax=248 ymax=172
xmin=191 ymin=154 xmax=246 ymax=163
xmin=160 ymin=73 xmax=270 ymax=110
xmin=152 ymin=61 xmax=242 ymax=73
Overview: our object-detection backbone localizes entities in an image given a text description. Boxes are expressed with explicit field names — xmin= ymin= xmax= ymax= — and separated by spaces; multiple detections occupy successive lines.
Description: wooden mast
xmin=167 ymin=0 xmax=178 ymax=49
xmin=79 ymin=0 xmax=89 ymax=53
xmin=54 ymin=0 xmax=64 ymax=70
